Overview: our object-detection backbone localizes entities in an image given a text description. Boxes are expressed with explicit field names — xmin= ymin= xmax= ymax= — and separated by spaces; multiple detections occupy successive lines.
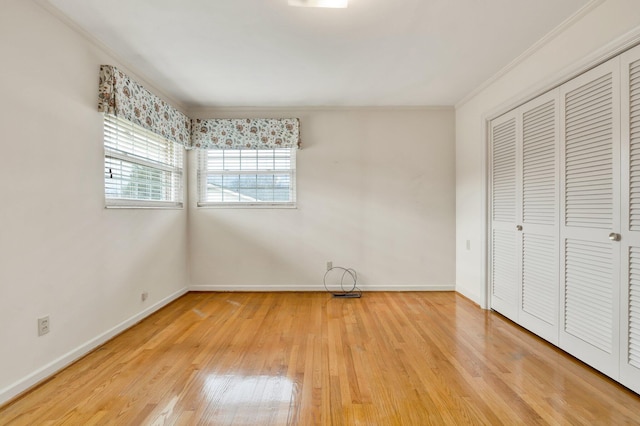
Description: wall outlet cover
xmin=38 ymin=316 xmax=50 ymax=336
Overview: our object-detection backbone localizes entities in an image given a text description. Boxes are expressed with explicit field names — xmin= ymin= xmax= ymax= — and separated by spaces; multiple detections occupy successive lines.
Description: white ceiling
xmin=45 ymin=0 xmax=591 ymax=108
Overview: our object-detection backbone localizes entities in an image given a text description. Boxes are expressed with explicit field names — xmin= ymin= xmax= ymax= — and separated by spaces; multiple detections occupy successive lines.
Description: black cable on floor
xmin=323 ymin=266 xmax=362 ymax=298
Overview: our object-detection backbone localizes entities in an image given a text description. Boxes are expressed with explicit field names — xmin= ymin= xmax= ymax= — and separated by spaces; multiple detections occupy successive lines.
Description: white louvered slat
xmin=522 ymin=234 xmax=556 ymax=324
xmin=492 ymin=229 xmax=517 ymax=303
xmin=523 ymin=100 xmax=556 ymax=225
xmin=492 ymin=119 xmax=516 ymax=223
xmin=559 ymin=59 xmax=626 ymax=377
xmin=564 ymin=74 xmax=614 ymax=229
xmin=516 ymin=92 xmax=560 ymax=344
xmin=630 ymin=59 xmax=640 ymax=231
xmin=564 ymin=239 xmax=613 ymax=354
xmin=628 ymin=247 xmax=640 ymax=368
xmin=623 ymin=50 xmax=640 ymax=394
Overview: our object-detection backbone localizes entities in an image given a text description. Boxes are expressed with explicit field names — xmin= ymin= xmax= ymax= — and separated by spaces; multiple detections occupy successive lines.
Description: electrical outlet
xmin=466 ymin=240 xmax=471 ymax=250
xmin=38 ymin=316 xmax=50 ymax=336
xmin=327 ymin=261 xmax=333 ymax=271
xmin=141 ymin=291 xmax=149 ymax=302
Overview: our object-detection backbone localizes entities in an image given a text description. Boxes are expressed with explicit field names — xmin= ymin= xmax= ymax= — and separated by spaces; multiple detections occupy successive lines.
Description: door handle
xmin=609 ymin=232 xmax=621 ymax=242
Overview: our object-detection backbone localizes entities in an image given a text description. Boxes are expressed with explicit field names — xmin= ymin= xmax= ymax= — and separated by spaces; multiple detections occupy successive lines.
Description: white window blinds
xmin=198 ymin=148 xmax=296 ymax=207
xmin=104 ymin=114 xmax=183 ymax=207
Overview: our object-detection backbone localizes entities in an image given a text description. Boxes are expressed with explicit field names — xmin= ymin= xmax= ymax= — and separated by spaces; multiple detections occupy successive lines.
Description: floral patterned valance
xmin=98 ymin=65 xmax=191 ymax=147
xmin=191 ymin=118 xmax=300 ymax=150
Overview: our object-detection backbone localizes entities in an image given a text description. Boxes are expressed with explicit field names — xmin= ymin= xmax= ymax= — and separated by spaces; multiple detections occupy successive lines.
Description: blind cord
xmin=323 ymin=266 xmax=362 ymax=298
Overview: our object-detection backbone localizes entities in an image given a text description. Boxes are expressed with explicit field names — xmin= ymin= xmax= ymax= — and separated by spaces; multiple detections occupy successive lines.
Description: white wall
xmin=455 ymin=0 xmax=640 ymax=305
xmin=188 ymin=108 xmax=456 ymax=291
xmin=0 ymin=0 xmax=188 ymax=404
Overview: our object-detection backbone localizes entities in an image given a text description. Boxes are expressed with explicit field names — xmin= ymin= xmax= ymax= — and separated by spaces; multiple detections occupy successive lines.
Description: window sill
xmin=196 ymin=202 xmax=297 ymax=209
xmin=105 ymin=199 xmax=184 ymax=209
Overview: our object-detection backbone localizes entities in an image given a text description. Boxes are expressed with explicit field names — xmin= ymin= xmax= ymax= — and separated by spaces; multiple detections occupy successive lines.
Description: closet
xmin=489 ymin=44 xmax=640 ymax=395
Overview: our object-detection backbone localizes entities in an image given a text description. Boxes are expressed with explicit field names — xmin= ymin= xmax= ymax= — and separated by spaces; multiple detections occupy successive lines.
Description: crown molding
xmin=454 ymin=0 xmax=606 ymax=110
xmin=188 ymin=105 xmax=454 ymax=118
xmin=482 ymin=24 xmax=640 ymax=122
xmin=33 ymin=0 xmax=190 ymax=114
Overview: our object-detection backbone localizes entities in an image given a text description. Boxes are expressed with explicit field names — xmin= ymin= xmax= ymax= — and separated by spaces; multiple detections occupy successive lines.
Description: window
xmin=198 ymin=148 xmax=296 ymax=207
xmin=104 ymin=114 xmax=183 ymax=208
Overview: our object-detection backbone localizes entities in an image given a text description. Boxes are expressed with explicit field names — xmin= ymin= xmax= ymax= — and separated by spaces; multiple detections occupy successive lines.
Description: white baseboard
xmin=0 ymin=284 xmax=455 ymax=405
xmin=0 ymin=287 xmax=188 ymax=407
xmin=189 ymin=284 xmax=455 ymax=292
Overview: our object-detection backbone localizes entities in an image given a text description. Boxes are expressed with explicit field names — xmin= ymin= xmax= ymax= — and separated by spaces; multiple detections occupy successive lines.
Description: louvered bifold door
xmin=559 ymin=57 xmax=621 ymax=379
xmin=490 ymin=111 xmax=520 ymax=322
xmin=620 ymin=45 xmax=640 ymax=395
xmin=517 ymin=90 xmax=560 ymax=345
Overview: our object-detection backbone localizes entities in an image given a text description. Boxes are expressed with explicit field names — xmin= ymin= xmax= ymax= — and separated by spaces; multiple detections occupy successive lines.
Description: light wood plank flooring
xmin=1 ymin=292 xmax=639 ymax=425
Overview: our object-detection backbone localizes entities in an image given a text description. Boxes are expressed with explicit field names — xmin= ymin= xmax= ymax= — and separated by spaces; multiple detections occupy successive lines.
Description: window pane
xmin=222 ymin=175 xmax=240 ymax=202
xmin=273 ymin=174 xmax=292 ymax=201
xmin=104 ymin=114 xmax=183 ymax=206
xmin=200 ymin=148 xmax=295 ymax=205
xmin=105 ymin=158 xmax=173 ymax=201
xmin=223 ymin=150 xmax=241 ymax=170
xmin=257 ymin=150 xmax=275 ymax=170
xmin=257 ymin=174 xmax=275 ymax=201
xmin=274 ymin=149 xmax=291 ymax=170
xmin=205 ymin=175 xmax=223 ymax=202
xmin=207 ymin=150 xmax=225 ymax=170
xmin=238 ymin=175 xmax=258 ymax=201
xmin=240 ymin=150 xmax=258 ymax=171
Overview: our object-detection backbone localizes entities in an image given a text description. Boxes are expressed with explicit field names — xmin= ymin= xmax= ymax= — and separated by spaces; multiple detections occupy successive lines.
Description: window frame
xmin=103 ymin=113 xmax=184 ymax=209
xmin=197 ymin=148 xmax=297 ymax=209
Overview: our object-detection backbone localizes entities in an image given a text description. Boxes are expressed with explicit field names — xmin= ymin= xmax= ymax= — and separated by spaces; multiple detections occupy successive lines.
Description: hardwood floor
xmin=1 ymin=292 xmax=639 ymax=425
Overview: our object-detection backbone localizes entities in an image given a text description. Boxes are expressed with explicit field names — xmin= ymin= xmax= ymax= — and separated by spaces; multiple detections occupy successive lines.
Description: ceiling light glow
xmin=288 ymin=0 xmax=348 ymax=8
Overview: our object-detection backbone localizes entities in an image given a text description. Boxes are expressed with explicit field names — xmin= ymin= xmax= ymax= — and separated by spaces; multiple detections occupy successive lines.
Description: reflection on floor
xmin=1 ymin=292 xmax=639 ymax=425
